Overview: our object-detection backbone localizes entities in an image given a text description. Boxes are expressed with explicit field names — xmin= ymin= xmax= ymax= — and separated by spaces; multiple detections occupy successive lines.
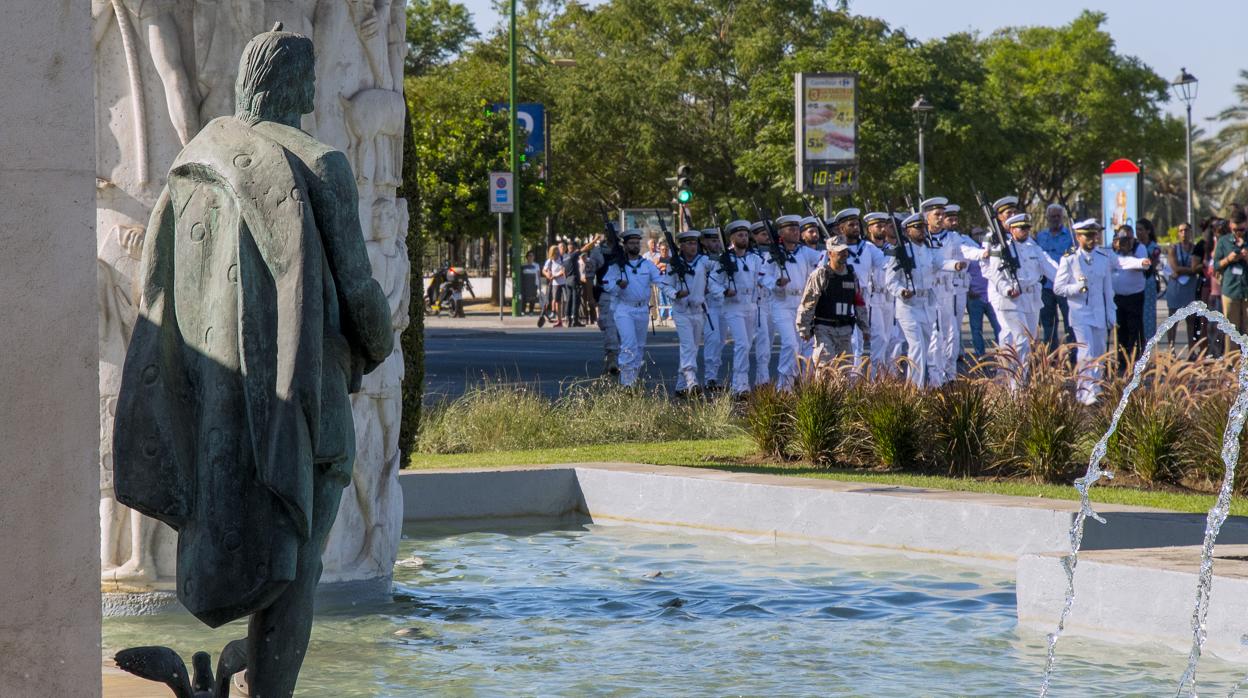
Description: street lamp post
xmin=1171 ymin=68 xmax=1199 ymax=226
xmin=912 ymin=95 xmax=934 ymax=201
xmin=508 ymin=0 xmax=521 ymax=316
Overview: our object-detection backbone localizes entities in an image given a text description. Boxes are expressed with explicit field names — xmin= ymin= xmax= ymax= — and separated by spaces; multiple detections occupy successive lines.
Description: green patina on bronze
xmin=112 ymin=22 xmax=392 ymax=697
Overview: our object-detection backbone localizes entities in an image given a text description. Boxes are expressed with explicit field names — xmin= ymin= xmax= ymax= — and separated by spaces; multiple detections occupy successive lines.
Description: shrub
xmin=790 ymin=375 xmax=848 ymax=467
xmin=745 ymin=384 xmax=794 ymax=460
xmin=930 ymin=380 xmax=993 ymax=477
xmin=853 ymin=376 xmax=929 ymax=470
xmin=1184 ymin=388 xmax=1248 ymax=493
xmin=989 ymin=344 xmax=1086 ymax=482
xmin=1114 ymin=391 xmax=1189 ymax=484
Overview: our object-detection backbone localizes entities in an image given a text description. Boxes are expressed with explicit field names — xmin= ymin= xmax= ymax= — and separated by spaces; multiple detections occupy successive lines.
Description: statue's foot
xmin=109 ymin=558 xmax=157 ymax=583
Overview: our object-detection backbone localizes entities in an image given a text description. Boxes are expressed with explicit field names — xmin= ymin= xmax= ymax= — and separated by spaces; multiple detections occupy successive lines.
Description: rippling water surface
xmin=103 ymin=520 xmax=1248 ymax=696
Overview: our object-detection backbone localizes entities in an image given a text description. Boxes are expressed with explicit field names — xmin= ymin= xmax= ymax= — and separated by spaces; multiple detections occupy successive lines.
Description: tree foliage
xmin=404 ymin=1 xmax=1182 ymax=249
xmin=405 ymin=0 xmax=479 ymax=76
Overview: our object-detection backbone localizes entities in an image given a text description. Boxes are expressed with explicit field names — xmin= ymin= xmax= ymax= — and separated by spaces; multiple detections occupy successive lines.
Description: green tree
xmin=980 ymin=11 xmax=1182 ymax=210
xmin=406 ymin=0 xmax=480 ymax=76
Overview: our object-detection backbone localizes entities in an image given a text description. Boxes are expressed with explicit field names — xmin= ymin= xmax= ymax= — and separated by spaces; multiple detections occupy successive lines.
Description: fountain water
xmin=1039 ymin=302 xmax=1248 ymax=698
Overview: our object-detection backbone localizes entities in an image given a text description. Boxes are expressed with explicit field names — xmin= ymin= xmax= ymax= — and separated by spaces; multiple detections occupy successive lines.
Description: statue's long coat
xmin=113 ymin=117 xmax=392 ymax=627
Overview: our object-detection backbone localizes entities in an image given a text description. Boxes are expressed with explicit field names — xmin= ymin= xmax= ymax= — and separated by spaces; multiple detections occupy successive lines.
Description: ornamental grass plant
xmin=790 ymin=370 xmax=850 ymax=467
xmin=744 ymin=383 xmax=794 ymax=460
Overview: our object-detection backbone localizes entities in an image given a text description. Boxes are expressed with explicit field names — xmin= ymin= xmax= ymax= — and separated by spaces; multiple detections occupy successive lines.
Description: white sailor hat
xmin=902 ymin=212 xmax=925 ymax=229
xmin=799 ymin=216 xmax=821 ymax=230
xmin=1005 ymin=213 xmax=1031 ymax=229
xmin=677 ymin=229 xmax=700 ymax=241
xmin=775 ymin=214 xmax=802 ymax=228
xmin=943 ymin=204 xmax=961 ymax=214
xmin=832 ymin=208 xmax=861 ymax=225
xmin=620 ymin=228 xmax=643 ymax=240
xmin=1072 ymin=218 xmax=1103 ymax=233
xmin=749 ymin=220 xmax=768 ymax=233
xmin=992 ymin=196 xmax=1020 ymax=212
xmin=701 ymin=227 xmax=721 ymax=238
xmin=826 ymin=238 xmax=849 ymax=253
xmin=919 ymin=197 xmax=948 ymax=211
xmin=863 ymin=211 xmax=890 ymax=224
xmin=725 ymin=219 xmax=751 ymax=233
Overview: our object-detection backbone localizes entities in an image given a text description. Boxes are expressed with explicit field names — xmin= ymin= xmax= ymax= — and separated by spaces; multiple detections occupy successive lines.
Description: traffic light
xmin=676 ymin=164 xmax=693 ymax=203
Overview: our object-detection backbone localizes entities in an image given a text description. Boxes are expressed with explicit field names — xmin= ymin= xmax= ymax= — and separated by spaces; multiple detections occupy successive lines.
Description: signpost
xmin=795 ymin=72 xmax=859 ymax=217
xmin=1102 ymin=159 xmax=1141 ymax=247
xmin=490 ymin=172 xmax=515 ymax=320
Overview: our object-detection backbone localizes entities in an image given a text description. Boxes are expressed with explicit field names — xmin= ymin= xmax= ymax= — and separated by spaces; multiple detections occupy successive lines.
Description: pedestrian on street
xmin=797 ymin=238 xmax=869 ymax=363
xmin=1110 ymin=224 xmax=1154 ymax=370
xmin=542 ymin=244 xmax=566 ymax=327
xmin=715 ymin=220 xmax=763 ymax=397
xmin=521 ymin=251 xmax=540 ymax=315
xmin=1054 ymin=219 xmax=1117 ymax=405
xmin=761 ymin=214 xmax=822 ymax=391
xmin=700 ymin=228 xmax=727 ymax=391
xmin=1137 ymin=218 xmax=1163 ymax=343
xmin=1164 ymin=221 xmax=1202 ymax=351
xmin=664 ymin=230 xmax=716 ymax=396
xmin=602 ymin=229 xmax=663 ymax=387
xmin=1036 ymin=203 xmax=1076 ymax=350
xmin=965 ymin=226 xmax=1001 ymax=359
xmin=1213 ymin=209 xmax=1248 ymax=355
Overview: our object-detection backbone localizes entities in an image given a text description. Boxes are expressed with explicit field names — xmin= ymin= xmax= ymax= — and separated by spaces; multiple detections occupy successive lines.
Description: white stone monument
xmin=94 ymin=0 xmax=410 ymax=607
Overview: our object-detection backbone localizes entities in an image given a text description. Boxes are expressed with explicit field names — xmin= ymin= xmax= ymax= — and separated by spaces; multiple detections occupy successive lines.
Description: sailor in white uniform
xmin=602 ymin=229 xmax=663 ymax=387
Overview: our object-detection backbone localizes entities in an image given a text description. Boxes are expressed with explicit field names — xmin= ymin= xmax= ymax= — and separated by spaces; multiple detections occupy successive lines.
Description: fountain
xmin=1040 ymin=302 xmax=1248 ymax=697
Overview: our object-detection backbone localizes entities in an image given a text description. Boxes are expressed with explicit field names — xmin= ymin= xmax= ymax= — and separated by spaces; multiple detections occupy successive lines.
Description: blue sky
xmin=458 ymin=0 xmax=1245 ymax=128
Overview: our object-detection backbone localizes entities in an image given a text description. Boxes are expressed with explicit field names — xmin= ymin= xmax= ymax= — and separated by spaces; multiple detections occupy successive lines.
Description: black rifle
xmin=803 ymin=198 xmax=831 ymax=242
xmin=597 ymin=203 xmax=626 ymax=274
xmin=751 ymin=197 xmax=790 ymax=284
xmin=971 ymin=184 xmax=1021 ymax=295
xmin=656 ymin=210 xmax=692 ymax=290
xmin=884 ymin=198 xmax=917 ymax=295
xmin=711 ymin=207 xmax=737 ymax=293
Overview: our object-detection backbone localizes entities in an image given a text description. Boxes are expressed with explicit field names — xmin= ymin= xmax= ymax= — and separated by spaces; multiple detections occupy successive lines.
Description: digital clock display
xmin=803 ymin=163 xmax=858 ymax=194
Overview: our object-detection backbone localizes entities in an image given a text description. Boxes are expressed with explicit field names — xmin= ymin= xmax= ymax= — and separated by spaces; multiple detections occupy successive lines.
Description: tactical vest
xmin=814 ymin=267 xmax=858 ymax=327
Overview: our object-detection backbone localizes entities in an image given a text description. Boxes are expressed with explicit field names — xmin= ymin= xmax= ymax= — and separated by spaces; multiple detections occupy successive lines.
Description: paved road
xmin=423 ymin=314 xmax=756 ymax=403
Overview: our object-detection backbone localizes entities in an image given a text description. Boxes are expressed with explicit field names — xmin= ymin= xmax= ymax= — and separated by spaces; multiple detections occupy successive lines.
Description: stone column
xmin=0 ymin=1 xmax=100 ymax=696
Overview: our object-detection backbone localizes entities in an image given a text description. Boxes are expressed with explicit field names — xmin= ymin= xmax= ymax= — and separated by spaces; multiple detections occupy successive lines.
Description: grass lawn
xmin=408 ymin=435 xmax=1248 ymax=517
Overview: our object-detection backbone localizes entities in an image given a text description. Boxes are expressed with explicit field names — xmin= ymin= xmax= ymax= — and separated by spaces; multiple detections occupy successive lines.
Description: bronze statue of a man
xmin=113 ymin=23 xmax=393 ymax=697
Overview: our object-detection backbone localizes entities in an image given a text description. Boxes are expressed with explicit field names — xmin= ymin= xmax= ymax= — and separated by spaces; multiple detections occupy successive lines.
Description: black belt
xmin=813 ymin=317 xmax=855 ymax=327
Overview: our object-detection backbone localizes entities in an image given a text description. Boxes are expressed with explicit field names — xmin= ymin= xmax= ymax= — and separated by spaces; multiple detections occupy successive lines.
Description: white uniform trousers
xmin=702 ymin=300 xmax=724 ymax=385
xmin=613 ymin=301 xmax=651 ymax=386
xmin=867 ymin=299 xmax=896 ymax=376
xmin=952 ymin=291 xmax=967 ymax=363
xmin=771 ymin=304 xmax=801 ymax=391
xmin=997 ymin=307 xmax=1032 ymax=377
xmin=673 ymin=309 xmax=705 ymax=391
xmin=927 ymin=289 xmax=958 ymax=387
xmin=895 ymin=299 xmax=932 ymax=388
xmin=598 ymin=295 xmax=619 ymax=369
xmin=722 ymin=307 xmax=756 ymax=395
xmin=753 ymin=303 xmax=773 ymax=386
xmin=1072 ymin=322 xmax=1109 ymax=405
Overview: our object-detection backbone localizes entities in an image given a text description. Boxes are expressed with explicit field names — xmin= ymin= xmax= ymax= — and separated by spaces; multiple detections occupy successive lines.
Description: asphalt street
xmin=422 ymin=304 xmax=1196 ymax=404
xmin=422 ymin=314 xmax=765 ymax=403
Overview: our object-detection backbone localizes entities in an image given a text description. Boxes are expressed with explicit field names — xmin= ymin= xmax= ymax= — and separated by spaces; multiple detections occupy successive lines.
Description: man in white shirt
xmin=984 ymin=213 xmax=1058 ymax=372
xmin=761 ymin=214 xmax=822 ymax=390
xmin=663 ymin=230 xmax=716 ymax=396
xmin=832 ymin=208 xmax=884 ymax=371
xmin=886 ymin=213 xmax=964 ymax=387
xmin=1110 ymin=224 xmax=1154 ymax=369
xmin=1054 ymin=219 xmax=1117 ymax=405
xmin=602 ymin=229 xmax=664 ymax=387
xmin=714 ymin=220 xmax=764 ymax=397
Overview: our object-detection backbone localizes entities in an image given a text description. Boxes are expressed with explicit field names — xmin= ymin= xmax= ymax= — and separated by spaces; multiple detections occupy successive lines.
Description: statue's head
xmin=235 ymin=23 xmax=315 ymax=126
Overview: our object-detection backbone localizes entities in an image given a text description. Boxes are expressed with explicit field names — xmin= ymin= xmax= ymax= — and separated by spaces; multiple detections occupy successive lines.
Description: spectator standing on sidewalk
xmin=521 ymin=251 xmax=540 ymax=315
xmin=1036 ymin=204 xmax=1075 ymax=350
xmin=542 ymin=244 xmax=566 ymax=327
xmin=1137 ymin=218 xmax=1163 ymax=343
xmin=1214 ymin=209 xmax=1248 ymax=354
xmin=965 ymin=226 xmax=1001 ymax=359
xmin=1196 ymin=217 xmax=1224 ymax=355
xmin=1110 ymin=225 xmax=1154 ymax=369
xmin=1164 ymin=222 xmax=1201 ymax=351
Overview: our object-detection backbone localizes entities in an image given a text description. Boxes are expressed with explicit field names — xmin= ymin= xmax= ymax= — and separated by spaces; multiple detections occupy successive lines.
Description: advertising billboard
xmin=795 ymin=72 xmax=858 ymax=194
xmin=1102 ymin=159 xmax=1142 ymax=247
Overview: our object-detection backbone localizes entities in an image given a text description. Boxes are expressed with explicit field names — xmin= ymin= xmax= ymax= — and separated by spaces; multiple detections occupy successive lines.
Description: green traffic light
xmin=677 ymin=189 xmax=693 ymax=204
